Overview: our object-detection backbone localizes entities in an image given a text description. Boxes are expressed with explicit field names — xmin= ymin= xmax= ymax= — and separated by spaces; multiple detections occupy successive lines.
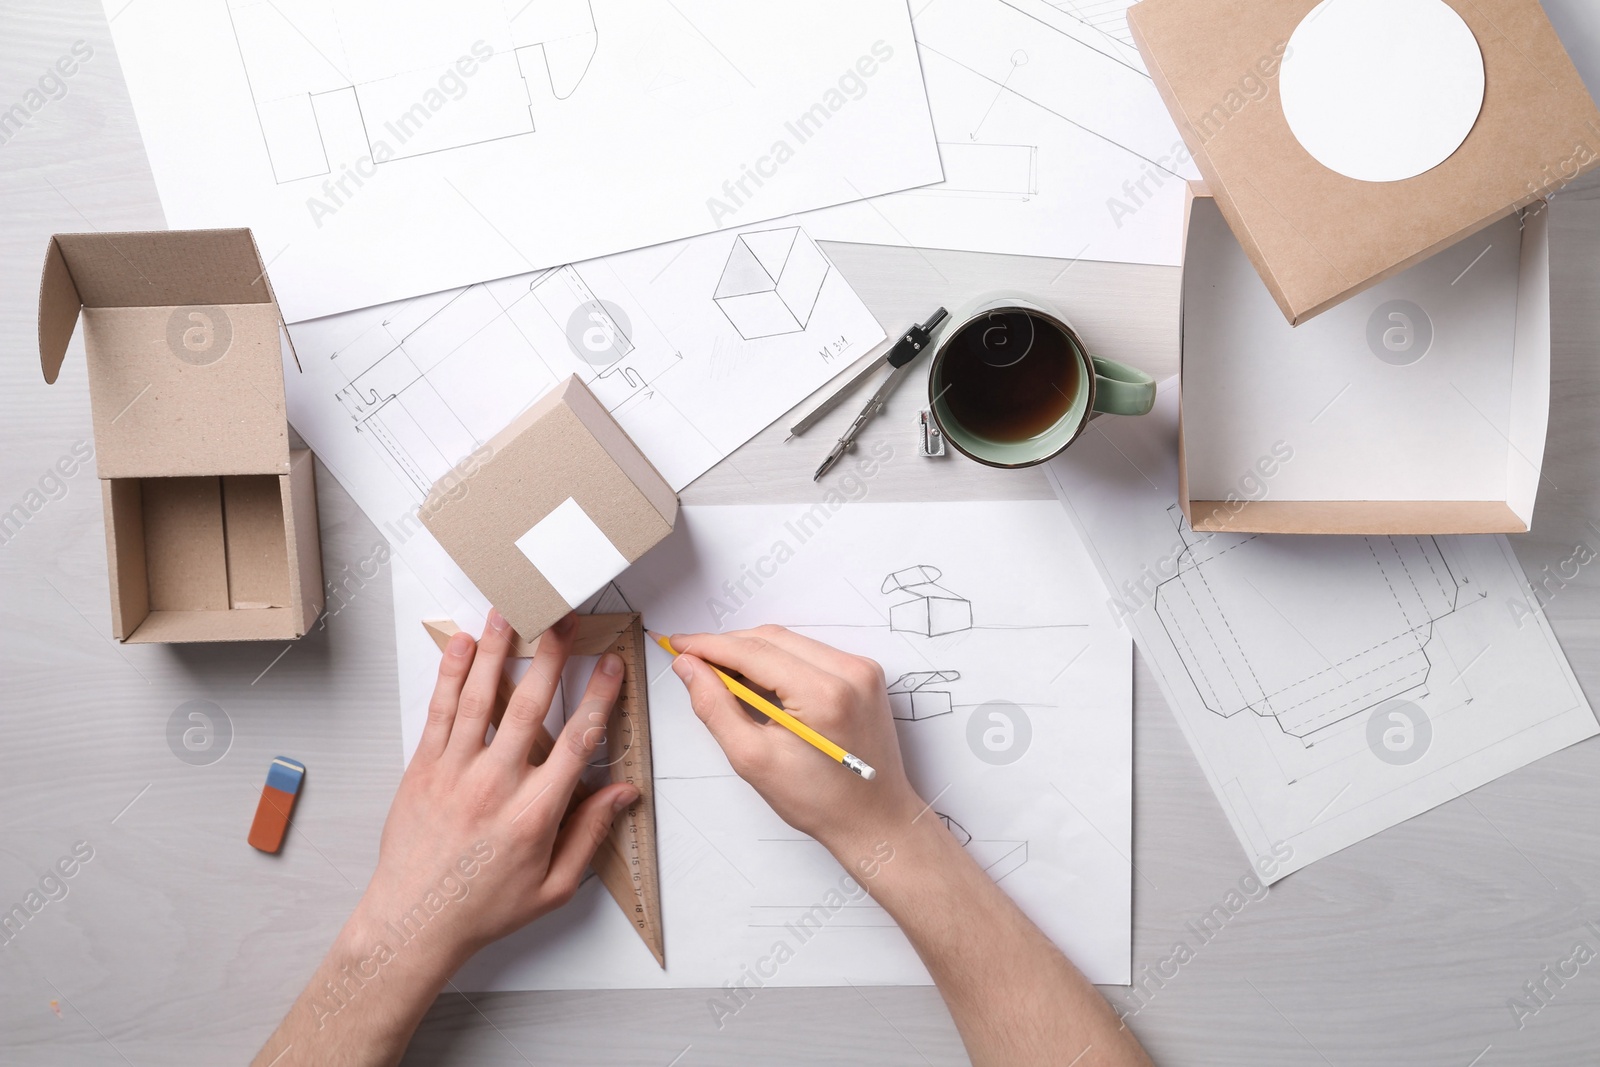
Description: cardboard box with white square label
xmin=1178 ymin=187 xmax=1550 ymax=535
xmin=421 ymin=377 xmax=677 ymax=640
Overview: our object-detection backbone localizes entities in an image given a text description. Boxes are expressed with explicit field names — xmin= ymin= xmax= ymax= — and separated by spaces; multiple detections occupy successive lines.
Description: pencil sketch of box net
xmin=1154 ymin=507 xmax=1462 ymax=742
xmin=712 ymin=227 xmax=830 ymax=340
xmin=229 ymin=0 xmax=600 ymax=183
xmin=882 ymin=565 xmax=973 ymax=637
xmin=888 ymin=670 xmax=961 ymax=720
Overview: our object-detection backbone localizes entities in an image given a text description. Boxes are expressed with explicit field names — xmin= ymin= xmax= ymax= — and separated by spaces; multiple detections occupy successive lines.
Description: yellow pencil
xmin=649 ymin=631 xmax=877 ymax=780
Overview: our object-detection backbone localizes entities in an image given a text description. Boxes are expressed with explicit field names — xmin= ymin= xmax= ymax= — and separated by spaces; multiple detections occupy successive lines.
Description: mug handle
xmin=1090 ymin=356 xmax=1157 ymax=416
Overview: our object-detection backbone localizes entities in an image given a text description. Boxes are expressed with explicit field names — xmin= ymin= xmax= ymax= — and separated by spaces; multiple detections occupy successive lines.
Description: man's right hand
xmin=667 ymin=625 xmax=925 ymax=859
xmin=668 ymin=624 xmax=1153 ymax=1067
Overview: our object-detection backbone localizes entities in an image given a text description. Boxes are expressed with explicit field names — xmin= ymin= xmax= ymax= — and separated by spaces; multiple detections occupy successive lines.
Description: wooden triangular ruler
xmin=422 ymin=614 xmax=664 ymax=967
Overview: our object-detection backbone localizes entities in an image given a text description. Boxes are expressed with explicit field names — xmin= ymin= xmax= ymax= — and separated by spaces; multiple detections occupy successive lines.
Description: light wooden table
xmin=4 ymin=2 xmax=1600 ymax=1063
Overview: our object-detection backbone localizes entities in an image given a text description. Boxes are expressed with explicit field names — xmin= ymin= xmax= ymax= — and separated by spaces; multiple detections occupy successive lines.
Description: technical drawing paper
xmin=804 ymin=0 xmax=1199 ymax=265
xmin=1045 ymin=381 xmax=1598 ymax=881
xmin=391 ymin=502 xmax=1134 ymax=989
xmin=285 ymin=224 xmax=884 ymax=621
xmin=105 ymin=0 xmax=941 ymax=321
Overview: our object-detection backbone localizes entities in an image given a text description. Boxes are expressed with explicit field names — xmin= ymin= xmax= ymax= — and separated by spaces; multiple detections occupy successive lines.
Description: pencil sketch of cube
xmin=882 ymin=564 xmax=973 ymax=637
xmin=887 ymin=670 xmax=960 ymax=721
xmin=712 ymin=227 xmax=830 ymax=339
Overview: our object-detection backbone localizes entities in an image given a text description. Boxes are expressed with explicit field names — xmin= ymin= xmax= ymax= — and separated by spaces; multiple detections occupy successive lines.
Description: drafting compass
xmin=812 ymin=307 xmax=948 ymax=481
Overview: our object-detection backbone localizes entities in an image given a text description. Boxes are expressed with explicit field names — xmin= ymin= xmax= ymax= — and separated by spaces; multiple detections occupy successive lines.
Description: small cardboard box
xmin=421 ymin=377 xmax=677 ymax=639
xmin=1129 ymin=0 xmax=1599 ymax=325
xmin=1178 ymin=187 xmax=1550 ymax=535
xmin=38 ymin=229 xmax=324 ymax=643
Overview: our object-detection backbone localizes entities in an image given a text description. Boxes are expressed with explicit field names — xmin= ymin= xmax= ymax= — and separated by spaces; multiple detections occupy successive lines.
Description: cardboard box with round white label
xmin=1130 ymin=0 xmax=1600 ymax=325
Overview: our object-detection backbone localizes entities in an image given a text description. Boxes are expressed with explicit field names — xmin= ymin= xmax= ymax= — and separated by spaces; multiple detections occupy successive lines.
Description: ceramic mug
xmin=927 ymin=292 xmax=1156 ymax=468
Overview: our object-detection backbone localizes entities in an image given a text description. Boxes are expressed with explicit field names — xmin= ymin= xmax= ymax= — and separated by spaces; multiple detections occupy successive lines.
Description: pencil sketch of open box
xmin=888 ymin=670 xmax=961 ymax=721
xmin=882 ymin=565 xmax=973 ymax=637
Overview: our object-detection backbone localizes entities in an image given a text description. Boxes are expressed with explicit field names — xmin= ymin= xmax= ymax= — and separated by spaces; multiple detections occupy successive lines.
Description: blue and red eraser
xmin=248 ymin=757 xmax=305 ymax=853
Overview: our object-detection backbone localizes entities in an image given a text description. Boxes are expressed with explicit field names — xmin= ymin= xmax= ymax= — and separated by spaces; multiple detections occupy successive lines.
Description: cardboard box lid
xmin=1130 ymin=0 xmax=1600 ymax=325
xmin=39 ymin=229 xmax=294 ymax=478
xmin=1177 ymin=186 xmax=1551 ymax=535
xmin=421 ymin=376 xmax=677 ymax=639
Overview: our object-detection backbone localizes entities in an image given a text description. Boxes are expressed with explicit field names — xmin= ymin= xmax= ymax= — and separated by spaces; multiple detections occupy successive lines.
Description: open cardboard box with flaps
xmin=38 ymin=228 xmax=324 ymax=642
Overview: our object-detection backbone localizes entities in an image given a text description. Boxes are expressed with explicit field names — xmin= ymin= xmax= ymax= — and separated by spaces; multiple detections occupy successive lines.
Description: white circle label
xmin=1280 ymin=0 xmax=1485 ymax=183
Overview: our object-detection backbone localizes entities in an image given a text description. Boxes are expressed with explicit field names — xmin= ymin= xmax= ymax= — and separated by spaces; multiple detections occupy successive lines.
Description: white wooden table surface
xmin=4 ymin=2 xmax=1600 ymax=1064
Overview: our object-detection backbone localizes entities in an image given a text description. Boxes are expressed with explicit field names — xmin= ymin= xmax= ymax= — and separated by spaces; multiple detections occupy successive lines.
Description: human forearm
xmin=839 ymin=815 xmax=1151 ymax=1067
xmin=671 ymin=627 xmax=1151 ymax=1066
xmin=251 ymin=896 xmax=455 ymax=1067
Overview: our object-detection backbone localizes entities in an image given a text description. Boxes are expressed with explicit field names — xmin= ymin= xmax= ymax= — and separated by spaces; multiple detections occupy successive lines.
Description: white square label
xmin=513 ymin=497 xmax=630 ymax=609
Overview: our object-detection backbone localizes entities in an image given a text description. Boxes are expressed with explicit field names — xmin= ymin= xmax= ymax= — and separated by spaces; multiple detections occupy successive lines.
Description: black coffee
xmin=938 ymin=310 xmax=1081 ymax=443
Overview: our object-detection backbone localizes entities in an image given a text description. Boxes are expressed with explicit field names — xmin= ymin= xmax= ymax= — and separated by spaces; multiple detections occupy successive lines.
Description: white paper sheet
xmin=1045 ymin=380 xmax=1599 ymax=881
xmin=286 ymin=223 xmax=884 ymax=621
xmin=390 ymin=502 xmax=1133 ymax=988
xmin=803 ymin=0 xmax=1200 ymax=265
xmin=105 ymin=0 xmax=941 ymax=321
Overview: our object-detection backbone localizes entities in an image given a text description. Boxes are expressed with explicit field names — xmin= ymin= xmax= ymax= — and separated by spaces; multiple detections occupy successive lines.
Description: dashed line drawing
xmin=712 ymin=227 xmax=831 ymax=340
xmin=882 ymin=565 xmax=974 ymax=637
xmin=534 ymin=265 xmax=636 ymax=367
xmin=888 ymin=670 xmax=962 ymax=721
xmin=531 ymin=264 xmax=683 ymax=399
xmin=1154 ymin=506 xmax=1462 ymax=743
xmin=226 ymin=0 xmax=600 ymax=184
